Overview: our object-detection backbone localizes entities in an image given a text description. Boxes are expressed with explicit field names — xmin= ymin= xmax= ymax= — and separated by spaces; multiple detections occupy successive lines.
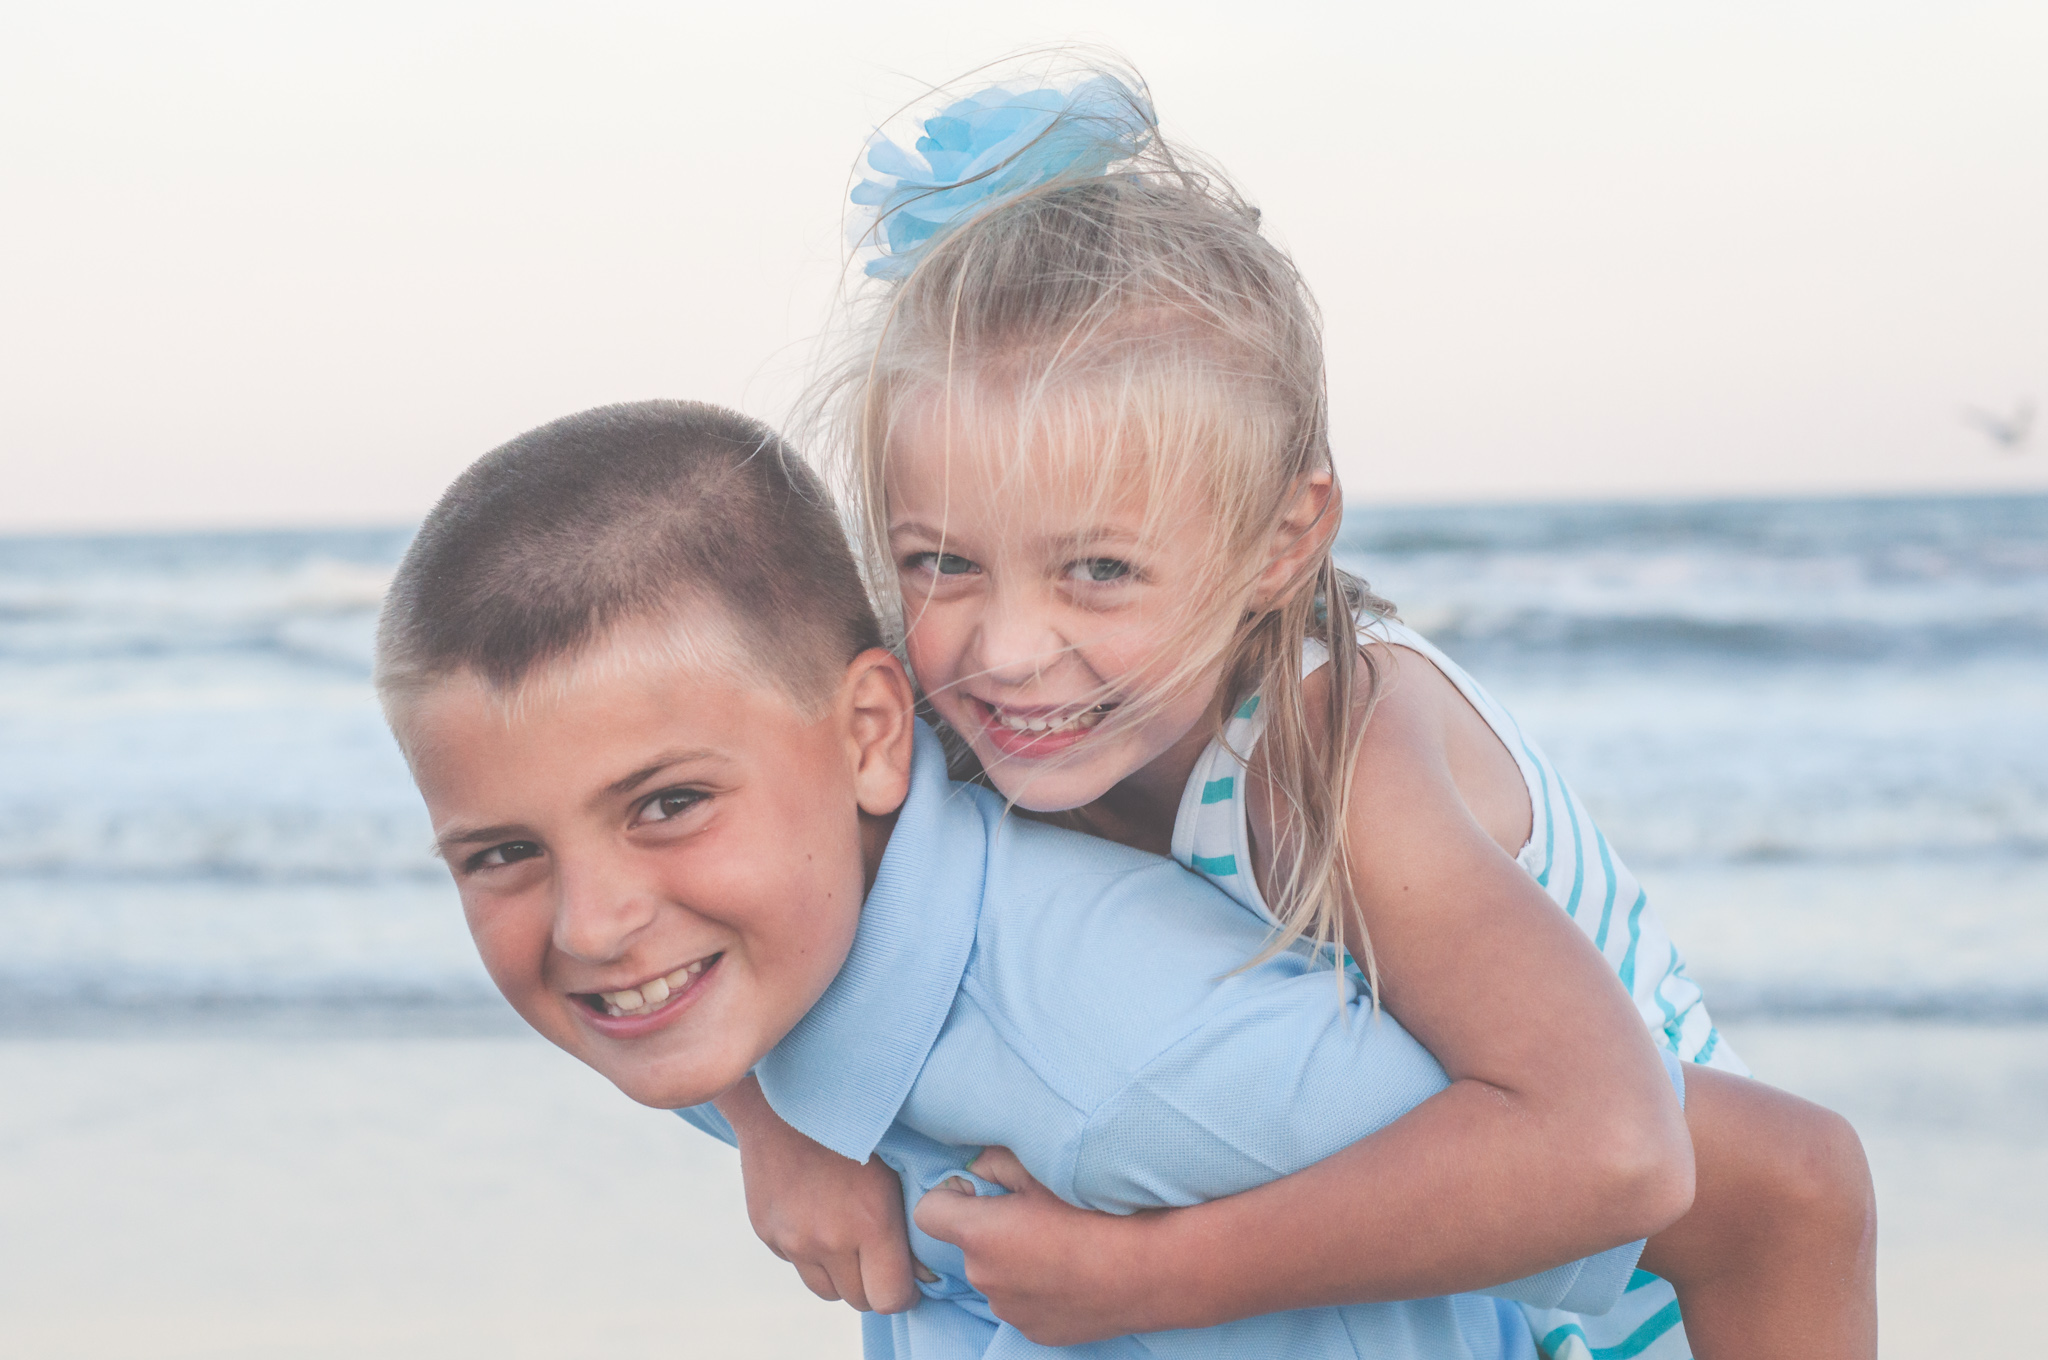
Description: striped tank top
xmin=1169 ymin=616 xmax=1748 ymax=1360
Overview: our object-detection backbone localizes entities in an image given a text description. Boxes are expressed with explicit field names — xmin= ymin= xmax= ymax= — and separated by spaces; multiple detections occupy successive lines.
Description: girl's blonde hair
xmin=807 ymin=54 xmax=1396 ymax=983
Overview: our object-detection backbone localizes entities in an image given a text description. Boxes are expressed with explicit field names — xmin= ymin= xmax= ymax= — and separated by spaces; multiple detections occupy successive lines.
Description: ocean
xmin=2 ymin=493 xmax=2044 ymax=1025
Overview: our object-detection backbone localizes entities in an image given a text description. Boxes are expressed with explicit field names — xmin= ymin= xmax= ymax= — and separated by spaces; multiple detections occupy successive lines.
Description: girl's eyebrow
xmin=1041 ymin=526 xmax=1143 ymax=551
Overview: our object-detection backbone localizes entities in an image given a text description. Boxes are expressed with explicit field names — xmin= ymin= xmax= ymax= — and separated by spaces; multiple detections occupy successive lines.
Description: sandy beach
xmin=2 ymin=1012 xmax=2039 ymax=1358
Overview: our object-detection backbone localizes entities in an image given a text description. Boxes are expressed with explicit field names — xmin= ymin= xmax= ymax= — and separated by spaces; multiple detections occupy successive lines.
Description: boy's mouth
xmin=972 ymin=697 xmax=1115 ymax=757
xmin=578 ymin=953 xmax=721 ymax=1020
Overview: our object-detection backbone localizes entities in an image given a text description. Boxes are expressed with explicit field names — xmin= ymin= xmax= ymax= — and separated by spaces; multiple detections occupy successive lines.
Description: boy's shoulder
xmin=965 ymin=783 xmax=1286 ymax=970
xmin=951 ymin=783 xmax=1337 ymax=1083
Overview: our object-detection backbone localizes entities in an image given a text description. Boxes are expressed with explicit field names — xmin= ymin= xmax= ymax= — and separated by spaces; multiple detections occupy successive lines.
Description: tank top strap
xmin=1168 ymin=689 xmax=1278 ymax=923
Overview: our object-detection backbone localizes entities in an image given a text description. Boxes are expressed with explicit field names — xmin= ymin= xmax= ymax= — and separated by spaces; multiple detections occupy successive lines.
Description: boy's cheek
xmin=457 ymin=890 xmax=553 ymax=1015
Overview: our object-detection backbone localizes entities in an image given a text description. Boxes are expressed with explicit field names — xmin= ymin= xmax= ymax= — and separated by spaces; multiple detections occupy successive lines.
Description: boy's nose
xmin=550 ymin=857 xmax=661 ymax=964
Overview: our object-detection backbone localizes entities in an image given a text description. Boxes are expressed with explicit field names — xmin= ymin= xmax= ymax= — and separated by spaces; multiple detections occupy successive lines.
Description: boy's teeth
xmin=600 ymin=958 xmax=711 ymax=1017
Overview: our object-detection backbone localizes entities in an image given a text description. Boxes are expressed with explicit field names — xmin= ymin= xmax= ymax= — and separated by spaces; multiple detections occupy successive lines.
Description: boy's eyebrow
xmin=433 ymin=823 xmax=530 ymax=858
xmin=600 ymin=749 xmax=724 ymax=798
xmin=431 ymin=751 xmax=727 ymax=858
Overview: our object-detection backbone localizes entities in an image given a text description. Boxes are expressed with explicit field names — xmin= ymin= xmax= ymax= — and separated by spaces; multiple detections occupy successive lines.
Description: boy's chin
xmin=536 ymin=1007 xmax=756 ymax=1111
xmin=601 ymin=1060 xmax=746 ymax=1112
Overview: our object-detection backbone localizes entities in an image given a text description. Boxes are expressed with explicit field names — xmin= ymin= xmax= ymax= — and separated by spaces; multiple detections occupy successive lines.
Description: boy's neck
xmin=858 ymin=808 xmax=900 ymax=894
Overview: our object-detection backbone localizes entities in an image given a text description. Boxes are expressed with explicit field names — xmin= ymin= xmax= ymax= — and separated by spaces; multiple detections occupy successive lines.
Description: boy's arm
xmin=692 ymin=1076 xmax=923 ymax=1315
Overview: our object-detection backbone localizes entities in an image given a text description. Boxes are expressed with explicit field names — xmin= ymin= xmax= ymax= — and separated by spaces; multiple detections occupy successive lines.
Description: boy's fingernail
xmin=914 ymin=1261 xmax=940 ymax=1283
xmin=943 ymin=1176 xmax=974 ymax=1195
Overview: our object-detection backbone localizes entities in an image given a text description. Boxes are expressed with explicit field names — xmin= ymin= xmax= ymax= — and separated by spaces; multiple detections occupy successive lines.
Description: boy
xmin=376 ymin=401 xmax=1866 ymax=1358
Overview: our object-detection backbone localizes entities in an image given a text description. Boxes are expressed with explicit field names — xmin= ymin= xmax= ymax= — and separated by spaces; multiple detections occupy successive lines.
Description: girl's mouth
xmin=576 ymin=953 xmax=721 ymax=1032
xmin=972 ymin=697 xmax=1115 ymax=758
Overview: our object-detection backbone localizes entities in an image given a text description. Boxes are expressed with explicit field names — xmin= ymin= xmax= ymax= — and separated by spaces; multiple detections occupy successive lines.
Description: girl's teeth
xmin=600 ymin=958 xmax=712 ymax=1017
xmin=992 ymin=706 xmax=1107 ymax=735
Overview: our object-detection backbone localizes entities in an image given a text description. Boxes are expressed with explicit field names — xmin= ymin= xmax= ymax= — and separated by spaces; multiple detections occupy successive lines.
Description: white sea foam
xmin=1 ymin=500 xmax=2042 ymax=1011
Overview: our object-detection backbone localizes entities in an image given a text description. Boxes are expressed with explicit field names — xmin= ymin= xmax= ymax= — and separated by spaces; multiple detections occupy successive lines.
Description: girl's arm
xmin=712 ymin=1074 xmax=924 ymax=1314
xmin=919 ymin=648 xmax=1876 ymax=1357
xmin=926 ymin=647 xmax=1697 ymax=1327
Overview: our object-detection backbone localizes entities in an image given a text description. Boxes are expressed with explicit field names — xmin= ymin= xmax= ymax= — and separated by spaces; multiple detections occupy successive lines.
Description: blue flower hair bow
xmin=851 ymin=75 xmax=1155 ymax=279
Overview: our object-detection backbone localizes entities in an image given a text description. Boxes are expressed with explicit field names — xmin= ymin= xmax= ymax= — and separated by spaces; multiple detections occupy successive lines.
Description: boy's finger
xmin=827 ymin=1253 xmax=873 ymax=1312
xmin=860 ymin=1242 xmax=921 ymax=1314
xmin=967 ymin=1146 xmax=1037 ymax=1194
xmin=793 ymin=1258 xmax=843 ymax=1304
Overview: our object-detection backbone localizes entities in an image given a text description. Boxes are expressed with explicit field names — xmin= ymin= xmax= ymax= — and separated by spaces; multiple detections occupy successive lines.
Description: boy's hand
xmin=914 ymin=1147 xmax=1158 ymax=1346
xmin=719 ymin=1077 xmax=923 ymax=1313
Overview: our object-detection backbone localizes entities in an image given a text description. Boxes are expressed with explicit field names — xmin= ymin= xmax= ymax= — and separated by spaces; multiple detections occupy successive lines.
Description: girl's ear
xmin=1252 ymin=472 xmax=1338 ymax=609
xmin=842 ymin=648 xmax=917 ymax=817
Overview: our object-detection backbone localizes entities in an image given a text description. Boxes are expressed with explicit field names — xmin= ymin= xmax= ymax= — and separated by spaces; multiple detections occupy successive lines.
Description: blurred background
xmin=2 ymin=2 xmax=2042 ymax=1356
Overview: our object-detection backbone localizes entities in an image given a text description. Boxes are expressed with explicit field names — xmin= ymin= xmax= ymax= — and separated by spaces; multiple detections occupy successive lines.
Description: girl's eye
xmin=905 ymin=551 xmax=979 ymax=577
xmin=469 ymin=840 xmax=542 ymax=872
xmin=1065 ymin=557 xmax=1133 ymax=584
xmin=636 ymin=787 xmax=707 ymax=825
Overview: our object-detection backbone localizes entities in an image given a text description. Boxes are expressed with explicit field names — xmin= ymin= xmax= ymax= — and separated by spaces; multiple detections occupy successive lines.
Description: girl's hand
xmin=913 ymin=1147 xmax=1158 ymax=1346
xmin=716 ymin=1075 xmax=925 ymax=1314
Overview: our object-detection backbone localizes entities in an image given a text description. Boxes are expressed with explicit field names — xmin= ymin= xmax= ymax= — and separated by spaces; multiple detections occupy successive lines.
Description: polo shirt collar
xmin=753 ymin=720 xmax=986 ymax=1162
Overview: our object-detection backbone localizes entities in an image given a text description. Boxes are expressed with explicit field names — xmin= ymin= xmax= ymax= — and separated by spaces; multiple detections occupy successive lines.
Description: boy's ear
xmin=841 ymin=648 xmax=916 ymax=817
xmin=1253 ymin=471 xmax=1338 ymax=609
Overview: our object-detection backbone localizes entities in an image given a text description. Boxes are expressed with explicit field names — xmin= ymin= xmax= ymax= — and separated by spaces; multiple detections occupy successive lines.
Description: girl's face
xmin=886 ymin=411 xmax=1240 ymax=813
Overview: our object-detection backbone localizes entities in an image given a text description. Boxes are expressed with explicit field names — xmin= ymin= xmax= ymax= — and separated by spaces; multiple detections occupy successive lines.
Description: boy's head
xmin=377 ymin=401 xmax=915 ymax=1109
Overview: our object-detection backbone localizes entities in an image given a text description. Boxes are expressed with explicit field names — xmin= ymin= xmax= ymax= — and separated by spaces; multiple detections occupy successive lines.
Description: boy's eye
xmin=468 ymin=840 xmax=542 ymax=872
xmin=636 ymin=787 xmax=707 ymax=825
xmin=905 ymin=551 xmax=979 ymax=577
xmin=1065 ymin=557 xmax=1133 ymax=584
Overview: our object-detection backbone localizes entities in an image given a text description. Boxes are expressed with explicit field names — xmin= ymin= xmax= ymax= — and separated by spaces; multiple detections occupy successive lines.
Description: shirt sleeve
xmin=1065 ymin=969 xmax=1669 ymax=1317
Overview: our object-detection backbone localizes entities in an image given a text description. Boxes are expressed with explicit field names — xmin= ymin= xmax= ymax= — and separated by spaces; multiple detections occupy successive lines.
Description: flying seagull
xmin=1961 ymin=399 xmax=2035 ymax=454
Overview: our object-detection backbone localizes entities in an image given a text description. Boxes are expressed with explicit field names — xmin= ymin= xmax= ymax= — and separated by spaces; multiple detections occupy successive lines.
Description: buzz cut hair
xmin=375 ymin=400 xmax=881 ymax=719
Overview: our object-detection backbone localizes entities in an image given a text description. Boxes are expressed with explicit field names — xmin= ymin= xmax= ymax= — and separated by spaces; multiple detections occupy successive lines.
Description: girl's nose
xmin=969 ymin=590 xmax=1070 ymax=687
xmin=550 ymin=854 xmax=660 ymax=964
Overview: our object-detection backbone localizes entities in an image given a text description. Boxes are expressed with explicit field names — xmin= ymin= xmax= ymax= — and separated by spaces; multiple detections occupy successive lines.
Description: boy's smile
xmin=398 ymin=621 xmax=911 ymax=1110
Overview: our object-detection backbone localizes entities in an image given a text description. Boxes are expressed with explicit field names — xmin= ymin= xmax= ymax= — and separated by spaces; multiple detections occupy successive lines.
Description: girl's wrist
xmin=1119 ymin=1204 xmax=1239 ymax=1334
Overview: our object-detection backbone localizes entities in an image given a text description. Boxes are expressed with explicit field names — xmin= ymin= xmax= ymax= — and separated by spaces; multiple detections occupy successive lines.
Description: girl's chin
xmin=976 ymin=747 xmax=1126 ymax=813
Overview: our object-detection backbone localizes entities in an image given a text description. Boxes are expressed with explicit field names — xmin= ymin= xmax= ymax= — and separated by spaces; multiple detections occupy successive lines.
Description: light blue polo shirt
xmin=680 ymin=722 xmax=1664 ymax=1358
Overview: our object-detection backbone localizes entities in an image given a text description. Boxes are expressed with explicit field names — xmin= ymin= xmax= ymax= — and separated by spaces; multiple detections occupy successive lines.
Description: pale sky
xmin=2 ymin=1 xmax=2044 ymax=531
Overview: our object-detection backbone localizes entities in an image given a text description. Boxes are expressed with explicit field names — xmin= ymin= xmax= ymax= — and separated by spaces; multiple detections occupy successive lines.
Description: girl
xmin=716 ymin=61 xmax=1875 ymax=1359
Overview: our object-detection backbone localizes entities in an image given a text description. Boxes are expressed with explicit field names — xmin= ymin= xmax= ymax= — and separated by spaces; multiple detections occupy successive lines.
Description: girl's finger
xmin=911 ymin=1179 xmax=987 ymax=1245
xmin=967 ymin=1146 xmax=1038 ymax=1193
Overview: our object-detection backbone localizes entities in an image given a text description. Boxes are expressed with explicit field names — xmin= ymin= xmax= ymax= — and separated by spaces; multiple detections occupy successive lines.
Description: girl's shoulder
xmin=1255 ymin=628 xmax=1534 ymax=862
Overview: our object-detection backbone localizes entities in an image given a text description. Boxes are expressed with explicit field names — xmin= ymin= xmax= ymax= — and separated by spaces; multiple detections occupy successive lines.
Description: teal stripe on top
xmin=1615 ymin=889 xmax=1650 ymax=992
xmin=1190 ymin=853 xmax=1238 ymax=876
xmin=1521 ymin=737 xmax=1558 ymax=887
xmin=1201 ymin=776 xmax=1234 ymax=804
xmin=1561 ymin=793 xmax=1587 ymax=919
xmin=1235 ymin=695 xmax=1261 ymax=720
xmin=1591 ymin=827 xmax=1621 ymax=951
xmin=1540 ymin=1297 xmax=1683 ymax=1359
